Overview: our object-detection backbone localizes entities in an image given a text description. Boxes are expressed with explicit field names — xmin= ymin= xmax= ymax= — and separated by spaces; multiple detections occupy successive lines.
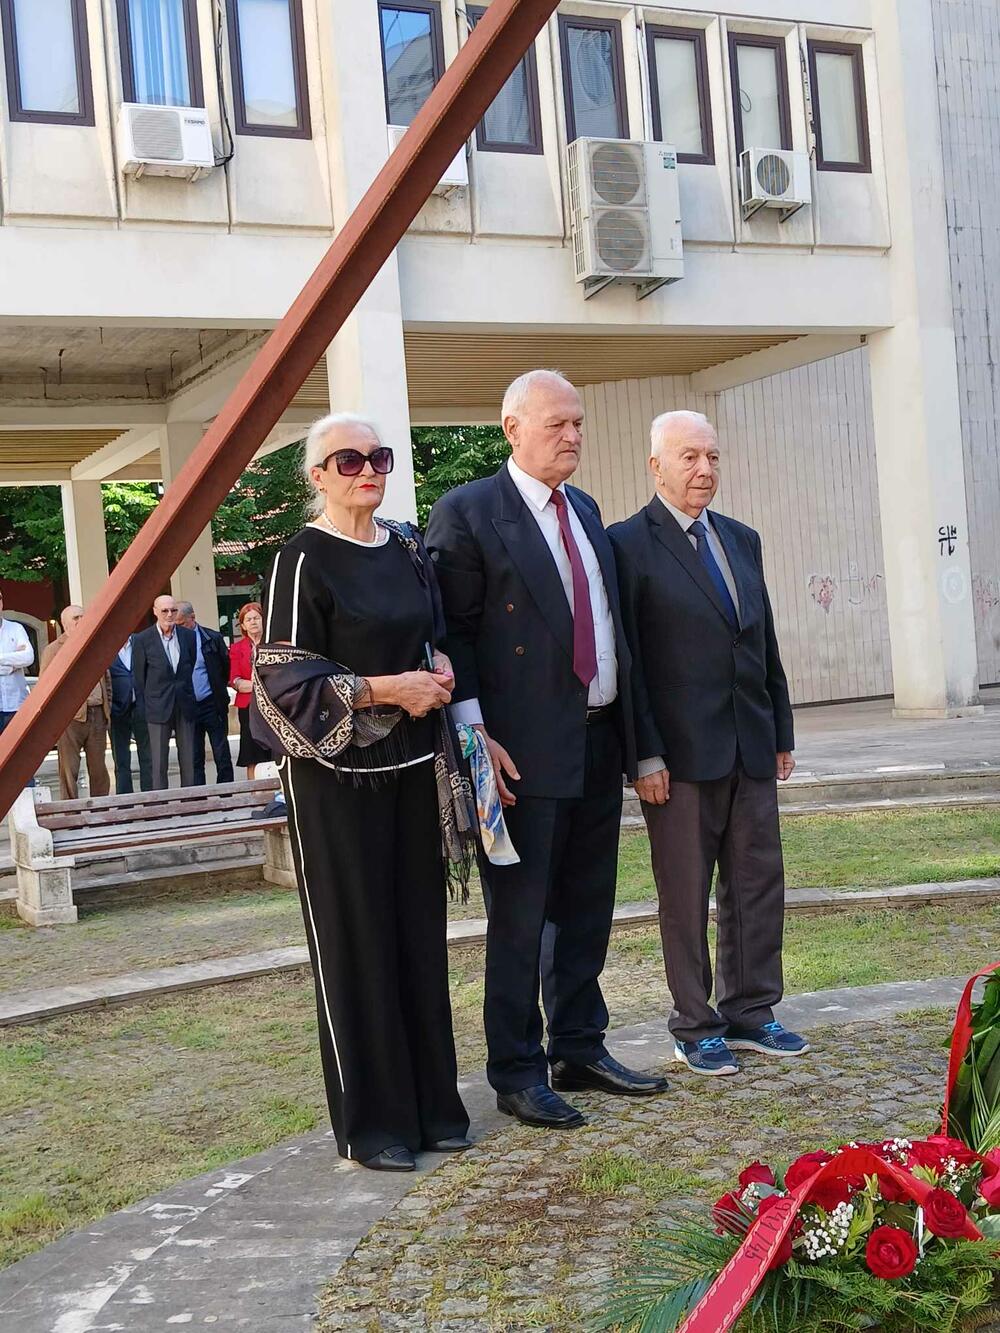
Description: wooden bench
xmin=8 ymin=779 xmax=293 ymax=927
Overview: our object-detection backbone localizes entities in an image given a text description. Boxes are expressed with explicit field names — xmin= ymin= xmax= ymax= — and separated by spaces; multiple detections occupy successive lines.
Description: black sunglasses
xmin=322 ymin=446 xmax=394 ymax=477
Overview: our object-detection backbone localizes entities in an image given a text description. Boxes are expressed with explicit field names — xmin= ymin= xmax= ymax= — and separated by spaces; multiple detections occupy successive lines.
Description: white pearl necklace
xmin=316 ymin=513 xmax=387 ymax=546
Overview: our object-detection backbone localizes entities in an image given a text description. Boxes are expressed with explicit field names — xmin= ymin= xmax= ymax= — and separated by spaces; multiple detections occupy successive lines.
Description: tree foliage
xmin=411 ymin=425 xmax=508 ymax=525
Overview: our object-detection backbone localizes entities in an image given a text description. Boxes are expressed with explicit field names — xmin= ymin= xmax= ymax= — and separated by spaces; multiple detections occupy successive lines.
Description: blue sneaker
xmin=726 ymin=1021 xmax=810 ymax=1057
xmin=673 ymin=1037 xmax=739 ymax=1076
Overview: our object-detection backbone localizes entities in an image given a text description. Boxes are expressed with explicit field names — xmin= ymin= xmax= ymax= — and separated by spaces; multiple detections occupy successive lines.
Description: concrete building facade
xmin=0 ymin=0 xmax=994 ymax=713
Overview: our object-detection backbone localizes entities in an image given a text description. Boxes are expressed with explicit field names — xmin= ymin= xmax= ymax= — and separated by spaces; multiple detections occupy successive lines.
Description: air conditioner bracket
xmin=635 ymin=276 xmax=680 ymax=301
xmin=778 ymin=200 xmax=805 ymax=224
xmin=582 ymin=276 xmax=617 ymax=301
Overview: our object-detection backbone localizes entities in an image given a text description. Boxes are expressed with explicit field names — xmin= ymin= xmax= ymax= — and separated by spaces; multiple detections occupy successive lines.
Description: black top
xmin=264 ymin=524 xmax=435 ymax=764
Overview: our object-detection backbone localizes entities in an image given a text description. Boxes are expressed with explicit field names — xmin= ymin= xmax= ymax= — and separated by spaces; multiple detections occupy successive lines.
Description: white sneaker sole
xmin=673 ymin=1047 xmax=739 ymax=1076
xmin=726 ymin=1038 xmax=811 ymax=1057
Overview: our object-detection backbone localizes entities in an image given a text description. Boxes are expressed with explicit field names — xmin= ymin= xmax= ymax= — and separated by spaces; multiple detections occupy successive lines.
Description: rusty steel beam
xmin=0 ymin=0 xmax=561 ymax=809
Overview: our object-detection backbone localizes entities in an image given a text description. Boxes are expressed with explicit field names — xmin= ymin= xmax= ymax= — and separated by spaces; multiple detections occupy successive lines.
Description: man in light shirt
xmin=131 ymin=595 xmax=198 ymax=789
xmin=109 ymin=635 xmax=153 ymax=794
xmin=0 ymin=590 xmax=34 ymax=741
xmin=175 ymin=601 xmax=234 ymax=784
xmin=426 ymin=369 xmax=668 ymax=1131
xmin=609 ymin=411 xmax=807 ymax=1078
xmin=40 ymin=605 xmax=112 ymax=800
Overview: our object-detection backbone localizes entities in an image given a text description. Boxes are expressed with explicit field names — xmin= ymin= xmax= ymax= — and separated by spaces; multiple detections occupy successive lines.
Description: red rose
xmin=911 ymin=1135 xmax=980 ymax=1171
xmin=979 ymin=1149 xmax=1000 ymax=1207
xmin=808 ymin=1177 xmax=856 ymax=1212
xmin=739 ymin=1161 xmax=776 ymax=1189
xmin=712 ymin=1191 xmax=746 ymax=1235
xmin=784 ymin=1151 xmax=834 ymax=1191
xmin=923 ymin=1187 xmax=969 ymax=1238
xmin=865 ymin=1226 xmax=918 ymax=1280
xmin=753 ymin=1193 xmax=797 ymax=1269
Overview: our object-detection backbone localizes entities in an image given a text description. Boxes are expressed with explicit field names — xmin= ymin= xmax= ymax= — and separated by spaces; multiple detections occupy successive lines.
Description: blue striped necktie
xmin=689 ymin=520 xmax=738 ymax=628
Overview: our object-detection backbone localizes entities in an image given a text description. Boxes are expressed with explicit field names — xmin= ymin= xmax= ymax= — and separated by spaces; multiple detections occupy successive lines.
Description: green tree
xmin=411 ymin=425 xmax=508 ymax=526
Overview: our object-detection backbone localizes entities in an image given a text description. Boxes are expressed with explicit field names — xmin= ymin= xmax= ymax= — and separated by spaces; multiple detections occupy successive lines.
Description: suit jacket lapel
xmin=645 ymin=498 xmax=736 ymax=630
xmin=492 ymin=467 xmax=574 ymax=660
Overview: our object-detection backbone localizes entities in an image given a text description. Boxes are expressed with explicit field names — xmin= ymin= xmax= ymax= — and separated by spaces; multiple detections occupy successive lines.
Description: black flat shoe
xmin=424 ymin=1136 xmax=473 ymax=1152
xmin=359 ymin=1144 xmax=416 ymax=1172
xmin=496 ymin=1084 xmax=584 ymax=1129
xmin=551 ymin=1054 xmax=669 ymax=1097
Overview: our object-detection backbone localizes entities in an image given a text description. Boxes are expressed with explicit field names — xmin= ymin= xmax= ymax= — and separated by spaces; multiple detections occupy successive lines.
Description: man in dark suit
xmin=609 ymin=410 xmax=808 ymax=1077
xmin=109 ymin=635 xmax=153 ymax=793
xmin=426 ymin=369 xmax=668 ymax=1130
xmin=176 ymin=601 xmax=234 ymax=784
xmin=131 ymin=594 xmax=198 ymax=790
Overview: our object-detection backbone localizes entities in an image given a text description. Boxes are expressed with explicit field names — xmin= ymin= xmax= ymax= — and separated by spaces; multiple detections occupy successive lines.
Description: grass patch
xmin=576 ymin=1150 xmax=704 ymax=1201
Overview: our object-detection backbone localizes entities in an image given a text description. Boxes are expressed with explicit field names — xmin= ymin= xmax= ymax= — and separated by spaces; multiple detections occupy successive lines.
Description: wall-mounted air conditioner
xmin=566 ymin=138 xmax=684 ymax=299
xmin=387 ymin=124 xmax=468 ymax=196
xmin=118 ymin=104 xmax=215 ymax=181
xmin=739 ymin=148 xmax=811 ymax=222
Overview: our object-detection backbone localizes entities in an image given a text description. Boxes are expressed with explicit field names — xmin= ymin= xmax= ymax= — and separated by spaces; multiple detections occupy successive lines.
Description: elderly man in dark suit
xmin=132 ymin=594 xmax=198 ymax=790
xmin=425 ymin=369 xmax=668 ymax=1130
xmin=176 ymin=601 xmax=234 ymax=784
xmin=610 ymin=411 xmax=808 ymax=1077
xmin=109 ymin=635 xmax=153 ymax=794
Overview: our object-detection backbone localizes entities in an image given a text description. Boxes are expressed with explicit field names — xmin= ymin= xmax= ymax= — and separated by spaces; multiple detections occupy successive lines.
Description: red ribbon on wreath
xmin=678 ymin=1147 xmax=983 ymax=1333
xmin=942 ymin=960 xmax=1000 ymax=1135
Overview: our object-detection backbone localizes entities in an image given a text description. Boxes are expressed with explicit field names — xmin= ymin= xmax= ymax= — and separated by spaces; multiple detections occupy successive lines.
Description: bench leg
xmin=262 ymin=826 xmax=297 ymax=891
xmin=16 ymin=863 xmax=78 ymax=926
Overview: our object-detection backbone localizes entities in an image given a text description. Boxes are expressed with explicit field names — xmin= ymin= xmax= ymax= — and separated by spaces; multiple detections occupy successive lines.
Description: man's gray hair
xmin=501 ymin=369 xmax=575 ymax=424
xmin=301 ymin=411 xmax=383 ymax=517
xmin=176 ymin=601 xmax=195 ymax=619
xmin=649 ymin=410 xmax=717 ymax=459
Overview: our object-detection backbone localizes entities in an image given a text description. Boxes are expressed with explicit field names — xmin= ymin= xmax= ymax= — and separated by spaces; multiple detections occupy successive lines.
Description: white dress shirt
xmin=118 ymin=639 xmax=133 ymax=671
xmin=0 ymin=617 xmax=33 ymax=712
xmin=157 ymin=625 xmax=181 ymax=672
xmin=452 ymin=457 xmax=618 ymax=726
xmin=637 ymin=496 xmax=741 ymax=778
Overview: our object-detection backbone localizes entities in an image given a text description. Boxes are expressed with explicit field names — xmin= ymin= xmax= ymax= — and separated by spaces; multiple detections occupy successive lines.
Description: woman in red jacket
xmin=229 ymin=602 xmax=270 ymax=777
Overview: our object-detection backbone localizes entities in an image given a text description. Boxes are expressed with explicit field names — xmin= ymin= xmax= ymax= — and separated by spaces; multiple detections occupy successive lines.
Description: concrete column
xmin=867 ymin=0 xmax=981 ymax=717
xmin=158 ymin=424 xmax=220 ymax=630
xmin=61 ymin=481 xmax=109 ymax=606
xmin=320 ymin=0 xmax=416 ymax=521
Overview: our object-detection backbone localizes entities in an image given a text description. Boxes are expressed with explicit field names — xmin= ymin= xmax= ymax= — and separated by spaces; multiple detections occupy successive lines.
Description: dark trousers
xmin=281 ymin=755 xmax=468 ymax=1162
xmin=110 ymin=707 xmax=153 ymax=794
xmin=480 ymin=716 xmax=622 ymax=1094
xmin=148 ymin=711 xmax=196 ymax=790
xmin=192 ymin=696 xmax=234 ymax=785
xmin=643 ymin=764 xmax=785 ymax=1043
xmin=56 ymin=707 xmax=111 ymax=800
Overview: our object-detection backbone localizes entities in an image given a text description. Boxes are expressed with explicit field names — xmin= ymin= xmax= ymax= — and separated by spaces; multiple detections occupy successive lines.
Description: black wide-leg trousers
xmin=281 ymin=755 xmax=468 ymax=1163
xmin=480 ymin=717 xmax=623 ymax=1093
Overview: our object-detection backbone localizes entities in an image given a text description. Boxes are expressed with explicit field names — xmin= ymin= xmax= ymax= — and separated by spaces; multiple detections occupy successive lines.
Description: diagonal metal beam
xmin=0 ymin=0 xmax=561 ymax=809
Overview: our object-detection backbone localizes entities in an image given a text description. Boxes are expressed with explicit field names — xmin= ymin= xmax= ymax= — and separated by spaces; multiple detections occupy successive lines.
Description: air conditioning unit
xmin=566 ymin=138 xmax=684 ymax=299
xmin=739 ymin=147 xmax=811 ymax=222
xmin=387 ymin=124 xmax=468 ymax=196
xmin=118 ymin=104 xmax=215 ymax=181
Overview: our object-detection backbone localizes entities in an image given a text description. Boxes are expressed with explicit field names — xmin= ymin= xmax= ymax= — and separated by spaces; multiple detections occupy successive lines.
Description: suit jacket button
xmin=514 ymin=645 xmax=526 ymax=656
xmin=506 ymin=602 xmax=515 ymax=612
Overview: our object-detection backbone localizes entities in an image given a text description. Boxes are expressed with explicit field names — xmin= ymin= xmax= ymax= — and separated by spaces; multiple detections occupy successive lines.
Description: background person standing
xmin=132 ymin=595 xmax=197 ymax=789
xmin=229 ymin=602 xmax=271 ymax=779
xmin=0 ymin=590 xmax=34 ymax=744
xmin=176 ymin=601 xmax=234 ymax=785
xmin=109 ymin=635 xmax=153 ymax=794
xmin=40 ymin=605 xmax=111 ymax=800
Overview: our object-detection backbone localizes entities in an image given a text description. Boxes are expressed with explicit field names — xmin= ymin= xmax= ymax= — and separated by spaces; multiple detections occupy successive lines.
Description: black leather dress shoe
xmin=496 ymin=1084 xmax=585 ymax=1128
xmin=550 ymin=1054 xmax=669 ymax=1097
xmin=424 ymin=1136 xmax=473 ymax=1152
xmin=359 ymin=1144 xmax=416 ymax=1172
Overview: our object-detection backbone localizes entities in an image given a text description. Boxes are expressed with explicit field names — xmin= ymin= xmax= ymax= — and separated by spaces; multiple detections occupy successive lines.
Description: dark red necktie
xmin=550 ymin=490 xmax=598 ymax=687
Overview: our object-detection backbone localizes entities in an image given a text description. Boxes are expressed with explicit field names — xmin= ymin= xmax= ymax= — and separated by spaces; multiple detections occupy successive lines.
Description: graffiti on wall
xmin=808 ymin=564 xmax=885 ymax=614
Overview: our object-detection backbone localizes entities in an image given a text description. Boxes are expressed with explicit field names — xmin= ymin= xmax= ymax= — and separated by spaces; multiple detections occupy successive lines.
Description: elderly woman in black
xmin=255 ymin=412 xmax=471 ymax=1172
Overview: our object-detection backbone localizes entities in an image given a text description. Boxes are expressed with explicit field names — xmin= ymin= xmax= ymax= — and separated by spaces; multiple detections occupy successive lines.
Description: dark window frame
xmin=727 ymin=30 xmax=792 ymax=158
xmin=228 ymin=0 xmax=311 ymax=139
xmin=558 ymin=13 xmax=629 ymax=143
xmin=645 ymin=23 xmax=714 ymax=165
xmin=807 ymin=38 xmax=871 ymax=173
xmin=116 ymin=0 xmax=204 ymax=108
xmin=467 ymin=4 xmax=542 ymax=154
xmin=0 ymin=0 xmax=95 ymax=125
xmin=377 ymin=0 xmax=445 ymax=126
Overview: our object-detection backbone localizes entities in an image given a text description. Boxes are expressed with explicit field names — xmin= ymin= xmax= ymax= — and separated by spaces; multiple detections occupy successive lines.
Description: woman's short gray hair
xmin=649 ymin=410 xmax=716 ymax=459
xmin=501 ymin=369 xmax=574 ymax=424
xmin=301 ymin=411 xmax=383 ymax=517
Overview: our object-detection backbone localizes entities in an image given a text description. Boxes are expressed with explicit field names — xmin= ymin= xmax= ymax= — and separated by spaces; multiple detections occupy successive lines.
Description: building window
xmin=228 ymin=0 xmax=310 ymax=138
xmin=559 ymin=15 xmax=628 ymax=142
xmin=728 ymin=32 xmax=791 ymax=157
xmin=646 ymin=24 xmax=713 ymax=165
xmin=378 ymin=1 xmax=445 ymax=127
xmin=468 ymin=5 xmax=542 ymax=154
xmin=0 ymin=0 xmax=94 ymax=125
xmin=117 ymin=0 xmax=203 ymax=108
xmin=807 ymin=40 xmax=871 ymax=172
